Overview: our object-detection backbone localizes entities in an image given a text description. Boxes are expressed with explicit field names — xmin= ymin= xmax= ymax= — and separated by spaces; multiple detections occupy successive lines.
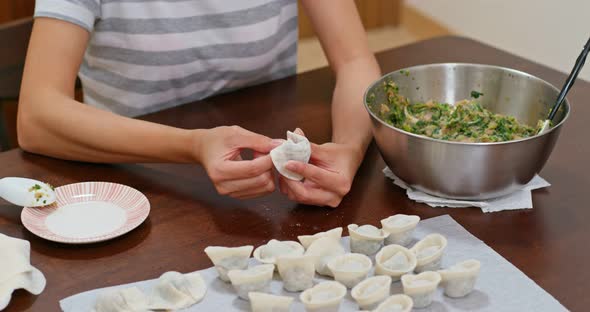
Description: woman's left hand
xmin=278 ymin=130 xmax=363 ymax=207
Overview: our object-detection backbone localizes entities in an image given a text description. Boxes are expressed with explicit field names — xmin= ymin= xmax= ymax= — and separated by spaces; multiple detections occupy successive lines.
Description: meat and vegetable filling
xmin=377 ymin=81 xmax=543 ymax=142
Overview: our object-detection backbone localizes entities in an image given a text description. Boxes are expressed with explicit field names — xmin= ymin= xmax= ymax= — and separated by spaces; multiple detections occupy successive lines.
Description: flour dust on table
xmin=60 ymin=215 xmax=569 ymax=312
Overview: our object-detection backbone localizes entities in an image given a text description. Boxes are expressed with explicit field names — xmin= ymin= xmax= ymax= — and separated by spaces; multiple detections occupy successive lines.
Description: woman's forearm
xmin=300 ymin=0 xmax=382 ymax=166
xmin=18 ymin=18 xmax=200 ymax=164
xmin=18 ymin=90 xmax=198 ymax=164
xmin=331 ymin=56 xmax=382 ymax=167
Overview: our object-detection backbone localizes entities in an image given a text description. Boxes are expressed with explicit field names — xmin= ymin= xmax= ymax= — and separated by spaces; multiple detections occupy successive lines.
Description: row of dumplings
xmin=92 ymin=271 xmax=207 ymax=311
xmin=204 ymin=214 xmax=482 ymax=311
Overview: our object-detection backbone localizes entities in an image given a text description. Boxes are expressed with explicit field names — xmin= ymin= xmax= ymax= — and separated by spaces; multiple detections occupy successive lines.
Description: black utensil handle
xmin=548 ymin=37 xmax=590 ymax=120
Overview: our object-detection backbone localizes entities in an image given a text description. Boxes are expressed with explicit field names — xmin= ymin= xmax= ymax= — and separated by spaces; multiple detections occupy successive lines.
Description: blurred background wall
xmin=406 ymin=0 xmax=590 ymax=81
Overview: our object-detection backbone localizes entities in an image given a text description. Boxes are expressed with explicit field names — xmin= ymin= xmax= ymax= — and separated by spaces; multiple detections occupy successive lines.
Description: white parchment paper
xmin=383 ymin=167 xmax=551 ymax=212
xmin=60 ymin=215 xmax=568 ymax=312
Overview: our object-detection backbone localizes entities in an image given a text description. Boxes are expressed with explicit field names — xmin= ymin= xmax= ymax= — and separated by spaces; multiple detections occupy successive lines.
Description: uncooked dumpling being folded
xmin=270 ymin=131 xmax=311 ymax=181
xmin=149 ymin=271 xmax=207 ymax=310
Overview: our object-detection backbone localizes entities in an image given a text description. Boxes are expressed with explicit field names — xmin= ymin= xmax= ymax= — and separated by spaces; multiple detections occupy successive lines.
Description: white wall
xmin=407 ymin=0 xmax=590 ymax=81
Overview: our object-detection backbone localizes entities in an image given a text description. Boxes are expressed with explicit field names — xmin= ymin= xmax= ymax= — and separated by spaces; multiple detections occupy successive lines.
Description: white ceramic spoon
xmin=0 ymin=177 xmax=56 ymax=207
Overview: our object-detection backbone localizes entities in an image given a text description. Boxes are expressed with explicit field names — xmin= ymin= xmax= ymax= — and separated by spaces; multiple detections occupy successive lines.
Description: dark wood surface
xmin=0 ymin=36 xmax=588 ymax=311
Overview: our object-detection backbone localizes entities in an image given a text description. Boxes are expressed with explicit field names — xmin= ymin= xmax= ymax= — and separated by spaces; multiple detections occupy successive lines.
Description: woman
xmin=18 ymin=0 xmax=381 ymax=207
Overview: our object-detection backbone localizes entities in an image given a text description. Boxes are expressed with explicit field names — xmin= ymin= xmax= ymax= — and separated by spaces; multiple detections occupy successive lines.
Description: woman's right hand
xmin=196 ymin=126 xmax=280 ymax=199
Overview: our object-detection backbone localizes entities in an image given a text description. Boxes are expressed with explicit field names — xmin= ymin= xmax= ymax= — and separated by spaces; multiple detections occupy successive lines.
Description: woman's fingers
xmin=229 ymin=181 xmax=276 ymax=199
xmin=213 ymin=155 xmax=274 ymax=181
xmin=215 ymin=171 xmax=274 ymax=195
xmin=283 ymin=178 xmax=341 ymax=207
xmin=231 ymin=126 xmax=282 ymax=153
xmin=285 ymin=160 xmax=350 ymax=196
xmin=278 ymin=176 xmax=290 ymax=195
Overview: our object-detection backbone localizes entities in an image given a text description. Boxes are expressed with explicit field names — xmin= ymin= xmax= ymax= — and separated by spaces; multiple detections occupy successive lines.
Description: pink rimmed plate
xmin=21 ymin=182 xmax=150 ymax=244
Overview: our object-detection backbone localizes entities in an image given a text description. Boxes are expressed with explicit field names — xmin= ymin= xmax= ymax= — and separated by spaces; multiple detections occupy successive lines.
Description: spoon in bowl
xmin=539 ymin=36 xmax=590 ymax=134
xmin=0 ymin=177 xmax=56 ymax=207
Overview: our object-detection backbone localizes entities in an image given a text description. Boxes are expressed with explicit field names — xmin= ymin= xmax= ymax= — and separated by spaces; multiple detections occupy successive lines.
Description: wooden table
xmin=0 ymin=36 xmax=587 ymax=311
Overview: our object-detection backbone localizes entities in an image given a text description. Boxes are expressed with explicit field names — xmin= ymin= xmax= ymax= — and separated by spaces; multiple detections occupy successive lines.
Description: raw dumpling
xmin=380 ymin=214 xmax=420 ymax=246
xmin=375 ymin=245 xmax=417 ymax=281
xmin=276 ymin=255 xmax=316 ymax=292
xmin=93 ymin=287 xmax=148 ymax=312
xmin=204 ymin=245 xmax=253 ymax=281
xmin=270 ymin=131 xmax=311 ymax=181
xmin=227 ymin=264 xmax=274 ymax=300
xmin=350 ymin=275 xmax=392 ymax=310
xmin=149 ymin=271 xmax=207 ymax=310
xmin=249 ymin=292 xmax=294 ymax=312
xmin=300 ymin=281 xmax=347 ymax=312
xmin=347 ymin=224 xmax=389 ymax=256
xmin=304 ymin=236 xmax=346 ymax=276
xmin=253 ymin=240 xmax=304 ymax=265
xmin=410 ymin=234 xmax=447 ymax=272
xmin=400 ymin=271 xmax=441 ymax=308
xmin=438 ymin=259 xmax=481 ymax=298
xmin=298 ymin=227 xmax=343 ymax=249
xmin=373 ymin=294 xmax=414 ymax=312
xmin=326 ymin=253 xmax=372 ymax=288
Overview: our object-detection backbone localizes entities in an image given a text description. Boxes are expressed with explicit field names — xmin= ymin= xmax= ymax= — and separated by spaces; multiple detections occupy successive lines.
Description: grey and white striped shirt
xmin=35 ymin=0 xmax=298 ymax=117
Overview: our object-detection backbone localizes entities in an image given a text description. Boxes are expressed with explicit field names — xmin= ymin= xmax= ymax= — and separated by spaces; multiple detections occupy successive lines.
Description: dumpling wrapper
xmin=253 ymin=240 xmax=304 ymax=265
xmin=298 ymin=227 xmax=343 ymax=249
xmin=249 ymin=292 xmax=293 ymax=312
xmin=410 ymin=234 xmax=447 ymax=272
xmin=351 ymin=275 xmax=392 ymax=310
xmin=380 ymin=214 xmax=420 ymax=246
xmin=300 ymin=281 xmax=347 ymax=312
xmin=327 ymin=253 xmax=372 ymax=288
xmin=438 ymin=259 xmax=481 ymax=298
xmin=270 ymin=131 xmax=311 ymax=181
xmin=0 ymin=233 xmax=46 ymax=311
xmin=204 ymin=245 xmax=253 ymax=281
xmin=304 ymin=236 xmax=346 ymax=276
xmin=149 ymin=271 xmax=207 ymax=310
xmin=373 ymin=294 xmax=414 ymax=312
xmin=93 ymin=287 xmax=149 ymax=312
xmin=375 ymin=244 xmax=417 ymax=281
xmin=227 ymin=264 xmax=274 ymax=300
xmin=401 ymin=271 xmax=441 ymax=308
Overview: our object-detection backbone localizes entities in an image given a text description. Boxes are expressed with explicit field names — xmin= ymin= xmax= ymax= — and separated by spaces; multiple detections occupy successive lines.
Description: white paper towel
xmin=383 ymin=167 xmax=551 ymax=212
xmin=59 ymin=215 xmax=567 ymax=312
xmin=0 ymin=233 xmax=46 ymax=311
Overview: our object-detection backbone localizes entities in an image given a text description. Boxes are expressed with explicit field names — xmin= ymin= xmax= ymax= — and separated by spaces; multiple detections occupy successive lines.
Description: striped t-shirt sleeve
xmin=34 ymin=0 xmax=101 ymax=32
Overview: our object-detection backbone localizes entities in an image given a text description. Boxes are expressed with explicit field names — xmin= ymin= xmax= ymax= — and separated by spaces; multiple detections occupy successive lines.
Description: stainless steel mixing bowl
xmin=364 ymin=63 xmax=569 ymax=200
